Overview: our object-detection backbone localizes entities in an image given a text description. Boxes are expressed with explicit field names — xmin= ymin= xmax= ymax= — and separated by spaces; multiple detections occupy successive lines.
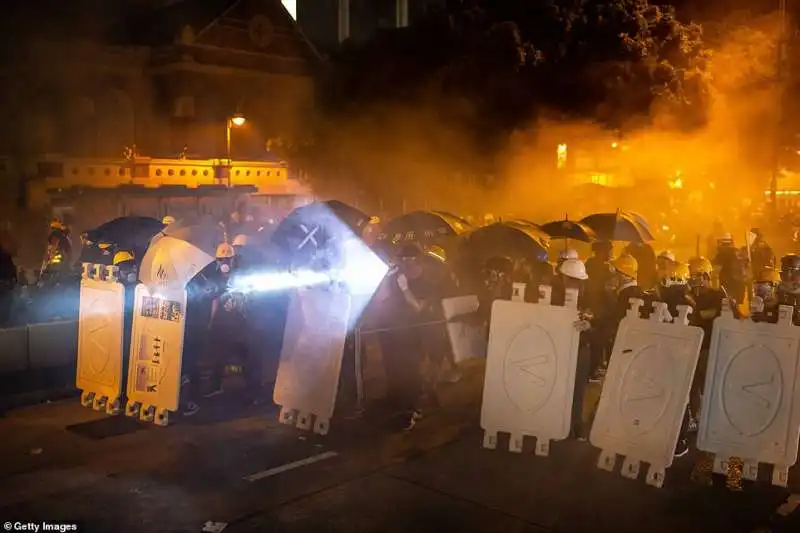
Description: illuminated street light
xmin=226 ymin=113 xmax=247 ymax=163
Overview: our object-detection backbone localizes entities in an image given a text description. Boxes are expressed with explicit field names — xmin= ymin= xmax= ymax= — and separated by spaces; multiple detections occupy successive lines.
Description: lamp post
xmin=226 ymin=113 xmax=247 ymax=163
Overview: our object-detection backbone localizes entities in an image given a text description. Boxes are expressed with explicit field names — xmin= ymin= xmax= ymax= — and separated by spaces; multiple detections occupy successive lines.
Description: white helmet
xmin=162 ymin=215 xmax=175 ymax=225
xmin=232 ymin=234 xmax=249 ymax=247
xmin=657 ymin=250 xmax=676 ymax=262
xmin=215 ymin=242 xmax=236 ymax=259
xmin=559 ymin=248 xmax=579 ymax=261
xmin=718 ymin=232 xmax=734 ymax=244
xmin=558 ymin=258 xmax=588 ymax=280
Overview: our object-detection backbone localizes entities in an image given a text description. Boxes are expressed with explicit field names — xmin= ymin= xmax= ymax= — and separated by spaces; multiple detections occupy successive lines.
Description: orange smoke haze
xmin=306 ymin=11 xmax=787 ymax=255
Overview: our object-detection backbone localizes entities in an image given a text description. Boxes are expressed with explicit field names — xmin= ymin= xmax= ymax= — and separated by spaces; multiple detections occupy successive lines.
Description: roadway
xmin=0 ymin=364 xmax=797 ymax=533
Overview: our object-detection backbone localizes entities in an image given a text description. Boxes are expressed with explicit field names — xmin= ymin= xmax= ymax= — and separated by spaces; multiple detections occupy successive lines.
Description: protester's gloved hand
xmin=397 ymin=274 xmax=409 ymax=292
xmin=573 ymin=319 xmax=591 ymax=332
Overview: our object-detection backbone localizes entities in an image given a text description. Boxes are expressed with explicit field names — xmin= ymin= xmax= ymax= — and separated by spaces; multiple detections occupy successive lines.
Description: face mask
xmin=220 ymin=263 xmax=230 ymax=274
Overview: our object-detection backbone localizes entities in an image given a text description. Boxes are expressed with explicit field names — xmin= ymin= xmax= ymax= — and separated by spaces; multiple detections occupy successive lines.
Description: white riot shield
xmin=481 ymin=286 xmax=581 ymax=456
xmin=697 ymin=305 xmax=800 ymax=487
xmin=274 ymin=287 xmax=352 ymax=435
xmin=75 ymin=263 xmax=126 ymax=415
xmin=442 ymin=295 xmax=486 ymax=363
xmin=590 ymin=300 xmax=703 ymax=488
xmin=124 ymin=284 xmax=187 ymax=426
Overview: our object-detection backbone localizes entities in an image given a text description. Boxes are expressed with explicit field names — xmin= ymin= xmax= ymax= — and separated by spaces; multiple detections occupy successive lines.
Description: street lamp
xmin=226 ymin=113 xmax=247 ymax=163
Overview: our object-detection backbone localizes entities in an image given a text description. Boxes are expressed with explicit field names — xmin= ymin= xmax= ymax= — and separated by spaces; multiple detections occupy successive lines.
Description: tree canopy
xmin=281 ymin=0 xmax=714 ymax=201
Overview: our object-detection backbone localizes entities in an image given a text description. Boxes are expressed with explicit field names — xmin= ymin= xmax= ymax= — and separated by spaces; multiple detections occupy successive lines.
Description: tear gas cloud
xmin=304 ymin=9 xmax=790 ymax=257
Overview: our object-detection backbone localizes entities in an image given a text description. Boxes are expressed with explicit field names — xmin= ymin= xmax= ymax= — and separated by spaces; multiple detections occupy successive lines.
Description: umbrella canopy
xmin=378 ymin=210 xmax=472 ymax=245
xmin=539 ymin=219 xmax=597 ymax=242
xmin=139 ymin=236 xmax=215 ymax=291
xmin=81 ymin=216 xmax=165 ymax=263
xmin=461 ymin=221 xmax=550 ymax=268
xmin=271 ymin=201 xmax=364 ymax=259
xmin=580 ymin=212 xmax=650 ymax=243
xmin=275 ymin=200 xmax=370 ymax=240
xmin=621 ymin=211 xmax=656 ymax=241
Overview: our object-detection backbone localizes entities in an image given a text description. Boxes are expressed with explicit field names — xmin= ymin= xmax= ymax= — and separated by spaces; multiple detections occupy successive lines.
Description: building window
xmin=179 ymin=170 xmax=186 ymax=176
xmin=119 ymin=168 xmax=125 ymax=176
xmin=236 ymin=170 xmax=240 ymax=176
xmin=256 ymin=171 xmax=261 ymax=176
xmin=192 ymin=170 xmax=197 ymax=176
xmin=156 ymin=169 xmax=162 ymax=176
xmin=88 ymin=168 xmax=95 ymax=175
xmin=168 ymin=169 xmax=175 ymax=176
xmin=203 ymin=170 xmax=208 ymax=176
xmin=246 ymin=170 xmax=251 ymax=176
xmin=267 ymin=171 xmax=271 ymax=176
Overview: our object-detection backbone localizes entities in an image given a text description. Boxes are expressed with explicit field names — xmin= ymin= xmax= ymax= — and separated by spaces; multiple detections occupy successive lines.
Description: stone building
xmin=0 ymin=0 xmax=320 ymax=162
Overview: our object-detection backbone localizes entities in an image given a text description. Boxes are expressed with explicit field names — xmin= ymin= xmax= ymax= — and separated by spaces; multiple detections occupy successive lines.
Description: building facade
xmin=0 ymin=0 xmax=319 ymax=164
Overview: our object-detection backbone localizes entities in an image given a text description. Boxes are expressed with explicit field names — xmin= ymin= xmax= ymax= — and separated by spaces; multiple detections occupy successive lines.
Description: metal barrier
xmin=354 ymin=319 xmax=454 ymax=408
xmin=0 ymin=320 xmax=78 ymax=375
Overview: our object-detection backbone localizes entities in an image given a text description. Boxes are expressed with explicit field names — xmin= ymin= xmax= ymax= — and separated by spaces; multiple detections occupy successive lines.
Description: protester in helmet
xmin=374 ymin=243 xmax=438 ymax=431
xmin=479 ymin=256 xmax=514 ymax=321
xmin=550 ymin=257 xmax=593 ymax=440
xmin=749 ymin=228 xmax=775 ymax=277
xmin=649 ymin=262 xmax=693 ymax=320
xmin=776 ymin=254 xmax=800 ymax=325
xmin=556 ymin=247 xmax=579 ymax=270
xmin=610 ymin=253 xmax=645 ymax=323
xmin=112 ymin=251 xmax=138 ymax=285
xmin=751 ymin=267 xmax=781 ymax=323
xmin=656 ymin=250 xmax=676 ymax=283
xmin=713 ymin=233 xmax=746 ymax=303
xmin=624 ymin=241 xmax=657 ymax=291
xmin=584 ymin=241 xmax=616 ymax=380
xmin=205 ymin=242 xmax=252 ymax=400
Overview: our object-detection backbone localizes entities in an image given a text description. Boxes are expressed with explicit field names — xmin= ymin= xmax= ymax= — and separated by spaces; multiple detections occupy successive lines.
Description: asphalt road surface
xmin=0 ymin=365 xmax=797 ymax=533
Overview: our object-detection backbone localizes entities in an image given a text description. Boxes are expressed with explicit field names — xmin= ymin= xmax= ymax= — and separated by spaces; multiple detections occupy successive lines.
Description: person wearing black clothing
xmin=750 ymin=267 xmax=781 ymax=323
xmin=775 ymin=254 xmax=800 ymax=325
xmin=374 ymin=244 xmax=437 ymax=431
xmin=749 ymin=228 xmax=775 ymax=278
xmin=585 ymin=242 xmax=616 ymax=380
xmin=625 ymin=242 xmax=657 ymax=292
xmin=0 ymin=245 xmax=17 ymax=326
xmin=647 ymin=262 xmax=693 ymax=320
xmin=552 ymin=257 xmax=593 ymax=440
xmin=609 ymin=253 xmax=646 ymax=328
xmin=713 ymin=233 xmax=746 ymax=303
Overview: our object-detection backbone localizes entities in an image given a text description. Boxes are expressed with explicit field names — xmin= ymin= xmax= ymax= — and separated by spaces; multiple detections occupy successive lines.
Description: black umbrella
xmin=271 ymin=200 xmax=370 ymax=269
xmin=580 ymin=212 xmax=650 ymax=243
xmin=461 ymin=221 xmax=550 ymax=267
xmin=540 ymin=218 xmax=597 ymax=242
xmin=80 ymin=216 xmax=165 ymax=264
xmin=379 ymin=210 xmax=472 ymax=245
xmin=622 ymin=211 xmax=656 ymax=241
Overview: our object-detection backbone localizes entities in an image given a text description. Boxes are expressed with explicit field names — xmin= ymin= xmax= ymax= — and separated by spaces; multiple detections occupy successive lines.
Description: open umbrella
xmin=461 ymin=221 xmax=550 ymax=269
xmin=540 ymin=218 xmax=597 ymax=242
xmin=81 ymin=216 xmax=165 ymax=263
xmin=139 ymin=216 xmax=224 ymax=290
xmin=621 ymin=211 xmax=656 ymax=241
xmin=580 ymin=212 xmax=650 ymax=243
xmin=379 ymin=210 xmax=472 ymax=245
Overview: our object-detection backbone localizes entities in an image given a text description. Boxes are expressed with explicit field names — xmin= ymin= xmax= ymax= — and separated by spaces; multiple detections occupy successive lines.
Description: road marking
xmin=243 ymin=451 xmax=339 ymax=482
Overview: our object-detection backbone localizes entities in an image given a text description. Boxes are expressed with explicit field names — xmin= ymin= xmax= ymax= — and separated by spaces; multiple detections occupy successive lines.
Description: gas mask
xmin=754 ymin=282 xmax=775 ymax=300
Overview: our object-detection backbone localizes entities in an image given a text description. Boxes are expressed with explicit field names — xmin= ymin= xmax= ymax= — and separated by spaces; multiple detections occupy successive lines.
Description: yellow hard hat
xmin=688 ymin=256 xmax=713 ymax=276
xmin=756 ymin=267 xmax=781 ymax=284
xmin=50 ymin=218 xmax=64 ymax=230
xmin=215 ymin=242 xmax=236 ymax=259
xmin=98 ymin=243 xmax=113 ymax=250
xmin=669 ymin=262 xmax=690 ymax=284
xmin=162 ymin=215 xmax=175 ymax=225
xmin=113 ymin=251 xmax=134 ymax=265
xmin=611 ymin=253 xmax=638 ymax=279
